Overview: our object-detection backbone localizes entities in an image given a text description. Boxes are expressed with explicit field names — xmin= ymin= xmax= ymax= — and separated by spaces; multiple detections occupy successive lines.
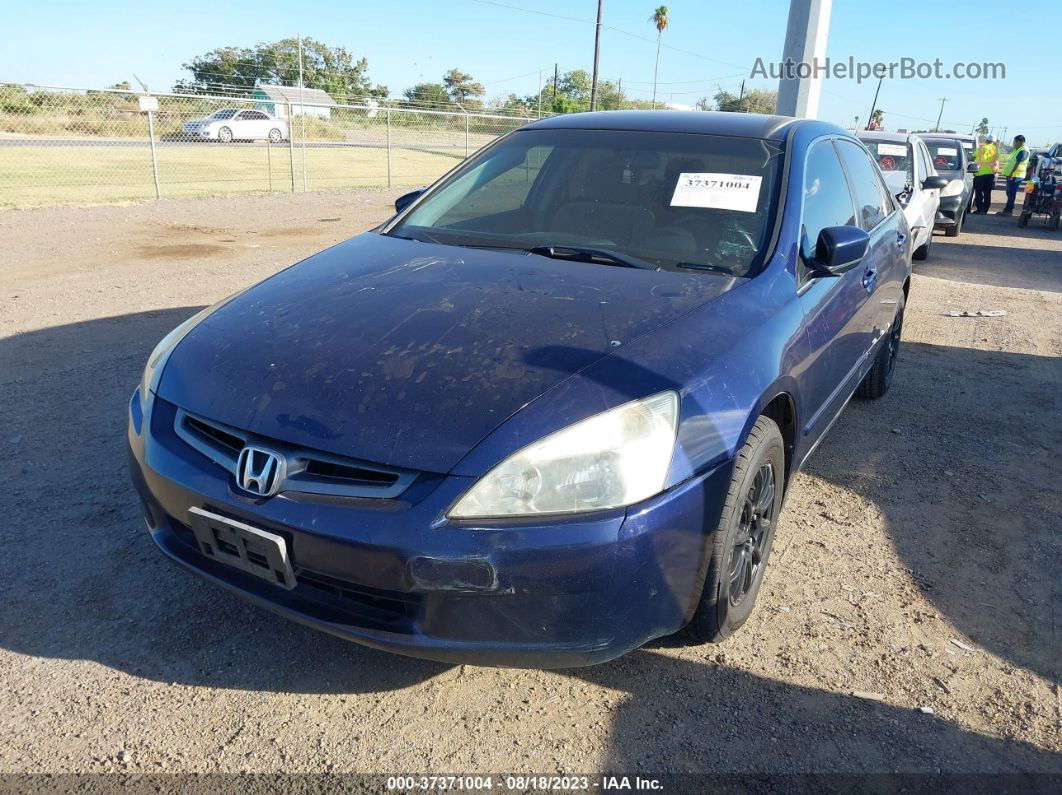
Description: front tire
xmin=857 ymin=291 xmax=906 ymax=399
xmin=913 ymin=234 xmax=931 ymax=260
xmin=687 ymin=416 xmax=784 ymax=644
xmin=945 ymin=211 xmax=962 ymax=237
xmin=218 ymin=126 xmax=233 ymax=143
xmin=268 ymin=128 xmax=282 ymax=144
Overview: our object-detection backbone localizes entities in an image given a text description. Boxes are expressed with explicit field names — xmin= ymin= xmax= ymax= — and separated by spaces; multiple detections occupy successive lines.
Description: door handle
xmin=896 ymin=232 xmax=907 ymax=249
xmin=862 ymin=269 xmax=877 ymax=291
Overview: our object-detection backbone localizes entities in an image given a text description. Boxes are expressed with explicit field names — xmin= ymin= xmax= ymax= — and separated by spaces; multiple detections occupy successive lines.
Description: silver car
xmin=181 ymin=109 xmax=288 ymax=143
xmin=858 ymin=131 xmax=948 ymax=260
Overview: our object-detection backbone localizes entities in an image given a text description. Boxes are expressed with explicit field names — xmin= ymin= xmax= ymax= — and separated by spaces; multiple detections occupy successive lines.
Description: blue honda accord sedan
xmin=128 ymin=111 xmax=911 ymax=667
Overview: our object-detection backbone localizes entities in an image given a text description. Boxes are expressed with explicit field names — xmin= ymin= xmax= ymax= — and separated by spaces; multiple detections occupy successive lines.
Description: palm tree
xmin=649 ymin=6 xmax=669 ymax=109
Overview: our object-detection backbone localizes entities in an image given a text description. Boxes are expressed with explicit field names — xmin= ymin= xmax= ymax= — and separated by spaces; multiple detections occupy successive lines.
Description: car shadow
xmin=928 ymin=224 xmax=1062 ymax=292
xmin=1 ymin=310 xmax=1059 ymax=777
xmin=562 ymin=649 xmax=1061 ymax=777
xmin=800 ymin=340 xmax=1061 ymax=684
xmin=0 ymin=307 xmax=449 ymax=694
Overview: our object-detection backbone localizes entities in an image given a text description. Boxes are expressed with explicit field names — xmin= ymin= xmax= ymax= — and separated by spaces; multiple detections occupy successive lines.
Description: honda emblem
xmin=236 ymin=446 xmax=285 ymax=497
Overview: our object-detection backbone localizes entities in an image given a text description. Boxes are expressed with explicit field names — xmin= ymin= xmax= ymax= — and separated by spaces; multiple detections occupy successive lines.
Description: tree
xmin=711 ymin=87 xmax=777 ymax=114
xmin=977 ymin=117 xmax=990 ymax=136
xmin=173 ymin=38 xmax=387 ymax=103
xmin=442 ymin=68 xmax=485 ymax=108
xmin=526 ymin=69 xmax=627 ymax=114
xmin=403 ymin=82 xmax=451 ymax=110
xmin=649 ymin=6 xmax=670 ymax=109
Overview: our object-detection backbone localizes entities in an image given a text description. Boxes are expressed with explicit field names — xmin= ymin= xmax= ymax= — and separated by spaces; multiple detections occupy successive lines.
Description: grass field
xmin=0 ymin=143 xmax=463 ymax=207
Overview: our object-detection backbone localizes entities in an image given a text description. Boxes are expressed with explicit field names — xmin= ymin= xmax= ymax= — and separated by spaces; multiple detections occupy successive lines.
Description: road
xmin=0 ymin=191 xmax=1059 ymax=782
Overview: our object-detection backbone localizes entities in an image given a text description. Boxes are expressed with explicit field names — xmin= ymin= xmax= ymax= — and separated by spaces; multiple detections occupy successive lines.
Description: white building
xmin=251 ymin=85 xmax=336 ymax=119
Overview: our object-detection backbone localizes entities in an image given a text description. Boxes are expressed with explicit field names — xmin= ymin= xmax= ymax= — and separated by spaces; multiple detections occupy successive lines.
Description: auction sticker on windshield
xmin=671 ymin=173 xmax=762 ymax=212
xmin=877 ymin=143 xmax=908 ymax=157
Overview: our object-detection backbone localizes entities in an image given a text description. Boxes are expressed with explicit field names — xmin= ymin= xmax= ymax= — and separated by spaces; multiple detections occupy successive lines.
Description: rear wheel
xmin=858 ymin=291 xmax=906 ymax=399
xmin=1018 ymin=212 xmax=1030 ymax=228
xmin=687 ymin=416 xmax=784 ymax=644
xmin=268 ymin=127 xmax=282 ymax=144
xmin=218 ymin=126 xmax=233 ymax=143
xmin=1050 ymin=212 xmax=1060 ymax=232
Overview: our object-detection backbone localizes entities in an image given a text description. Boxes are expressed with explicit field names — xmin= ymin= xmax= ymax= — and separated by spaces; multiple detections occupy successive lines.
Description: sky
xmin=3 ymin=0 xmax=1060 ymax=145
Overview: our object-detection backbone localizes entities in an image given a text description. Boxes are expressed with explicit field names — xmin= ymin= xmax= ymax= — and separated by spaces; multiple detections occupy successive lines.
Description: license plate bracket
xmin=188 ymin=507 xmax=296 ymax=590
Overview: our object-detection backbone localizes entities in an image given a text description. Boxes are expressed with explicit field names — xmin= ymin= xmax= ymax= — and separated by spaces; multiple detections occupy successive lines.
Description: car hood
xmin=158 ymin=233 xmax=737 ymax=473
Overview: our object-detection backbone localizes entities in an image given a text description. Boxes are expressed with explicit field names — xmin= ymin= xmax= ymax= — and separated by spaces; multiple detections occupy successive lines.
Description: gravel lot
xmin=1 ymin=191 xmax=1059 ymax=783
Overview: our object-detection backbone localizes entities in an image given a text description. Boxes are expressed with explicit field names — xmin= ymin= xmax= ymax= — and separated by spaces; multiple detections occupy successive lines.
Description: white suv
xmin=181 ymin=109 xmax=288 ymax=143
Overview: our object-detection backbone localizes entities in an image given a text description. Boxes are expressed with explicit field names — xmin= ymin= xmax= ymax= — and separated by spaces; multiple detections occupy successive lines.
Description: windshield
xmin=387 ymin=128 xmax=784 ymax=277
xmin=209 ymin=109 xmax=238 ymax=120
xmin=926 ymin=141 xmax=962 ymax=172
xmin=863 ymin=140 xmax=914 ymax=188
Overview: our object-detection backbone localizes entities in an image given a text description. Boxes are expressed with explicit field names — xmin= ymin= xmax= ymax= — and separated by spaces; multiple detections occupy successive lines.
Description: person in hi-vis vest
xmin=996 ymin=135 xmax=1030 ymax=216
xmin=970 ymin=134 xmax=998 ymax=214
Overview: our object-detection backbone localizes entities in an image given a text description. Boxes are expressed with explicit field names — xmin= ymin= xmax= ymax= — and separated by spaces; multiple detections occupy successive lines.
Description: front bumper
xmin=129 ymin=392 xmax=732 ymax=667
xmin=935 ymin=193 xmax=968 ymax=225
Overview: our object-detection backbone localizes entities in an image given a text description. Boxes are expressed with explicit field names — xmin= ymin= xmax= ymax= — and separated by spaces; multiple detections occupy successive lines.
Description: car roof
xmin=857 ymin=130 xmax=923 ymax=145
xmin=524 ymin=110 xmax=844 ymax=142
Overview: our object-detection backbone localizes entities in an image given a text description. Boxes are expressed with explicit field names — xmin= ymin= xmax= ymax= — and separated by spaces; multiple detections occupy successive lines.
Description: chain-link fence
xmin=0 ymin=83 xmax=531 ymax=208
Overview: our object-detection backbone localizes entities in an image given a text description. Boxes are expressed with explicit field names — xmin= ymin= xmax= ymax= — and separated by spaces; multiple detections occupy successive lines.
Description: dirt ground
xmin=1 ymin=190 xmax=1059 ymax=784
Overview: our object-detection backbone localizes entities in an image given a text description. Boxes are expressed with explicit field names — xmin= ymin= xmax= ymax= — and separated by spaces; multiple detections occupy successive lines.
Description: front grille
xmin=184 ymin=414 xmax=243 ymax=457
xmin=173 ymin=407 xmax=416 ymax=499
xmin=300 ymin=458 xmax=399 ymax=488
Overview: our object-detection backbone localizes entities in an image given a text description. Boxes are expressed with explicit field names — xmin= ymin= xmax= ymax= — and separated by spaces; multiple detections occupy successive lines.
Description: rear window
xmin=926 ymin=141 xmax=963 ymax=171
xmin=863 ymin=140 xmax=912 ymax=174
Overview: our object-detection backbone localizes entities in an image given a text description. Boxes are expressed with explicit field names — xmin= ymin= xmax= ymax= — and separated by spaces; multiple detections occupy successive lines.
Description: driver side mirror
xmin=922 ymin=175 xmax=949 ymax=191
xmin=394 ymin=189 xmax=425 ymax=214
xmin=808 ymin=226 xmax=870 ymax=277
xmin=966 ymin=162 xmax=978 ymax=173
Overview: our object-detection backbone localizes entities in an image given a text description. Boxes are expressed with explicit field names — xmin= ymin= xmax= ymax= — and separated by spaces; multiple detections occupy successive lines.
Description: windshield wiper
xmin=674 ymin=262 xmax=737 ymax=276
xmin=526 ymin=245 xmax=658 ymax=270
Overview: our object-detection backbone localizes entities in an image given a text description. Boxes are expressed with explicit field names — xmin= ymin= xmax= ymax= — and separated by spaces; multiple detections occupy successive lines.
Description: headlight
xmin=941 ymin=179 xmax=966 ymax=197
xmin=448 ymin=391 xmax=679 ymax=519
xmin=138 ymin=291 xmax=244 ymax=414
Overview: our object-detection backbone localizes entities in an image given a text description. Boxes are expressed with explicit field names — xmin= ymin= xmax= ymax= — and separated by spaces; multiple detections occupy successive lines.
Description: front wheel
xmin=218 ymin=126 xmax=233 ymax=143
xmin=945 ymin=211 xmax=962 ymax=237
xmin=1050 ymin=213 xmax=1060 ymax=232
xmin=687 ymin=415 xmax=784 ymax=644
xmin=912 ymin=234 xmax=931 ymax=260
xmin=1018 ymin=212 xmax=1030 ymax=228
xmin=268 ymin=127 xmax=283 ymax=144
xmin=857 ymin=291 xmax=906 ymax=399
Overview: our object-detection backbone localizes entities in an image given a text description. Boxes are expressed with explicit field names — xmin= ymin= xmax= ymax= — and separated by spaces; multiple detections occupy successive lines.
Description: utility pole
xmin=934 ymin=97 xmax=947 ymax=131
xmin=537 ymin=70 xmax=543 ymax=117
xmin=553 ymin=62 xmax=558 ymax=107
xmin=776 ymin=0 xmax=832 ymax=118
xmin=739 ymin=79 xmax=746 ymax=112
xmin=590 ymin=0 xmax=603 ymax=111
xmin=617 ymin=77 xmax=622 ymax=109
xmin=865 ymin=74 xmax=883 ymax=130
